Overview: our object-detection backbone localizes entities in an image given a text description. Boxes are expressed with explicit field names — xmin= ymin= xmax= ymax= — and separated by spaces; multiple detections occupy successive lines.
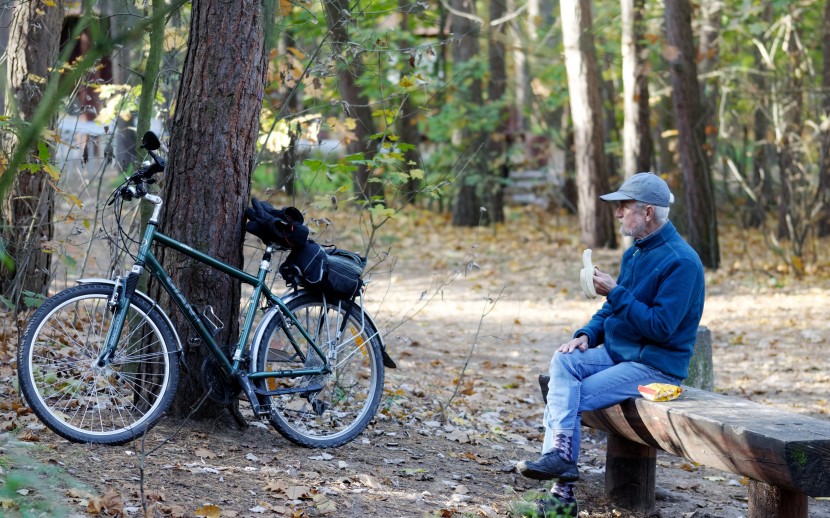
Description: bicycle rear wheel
xmin=254 ymin=292 xmax=384 ymax=448
xmin=18 ymin=283 xmax=179 ymax=445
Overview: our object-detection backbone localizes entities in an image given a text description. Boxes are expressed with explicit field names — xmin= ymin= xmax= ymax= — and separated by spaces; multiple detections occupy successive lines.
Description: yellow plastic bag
xmin=637 ymin=383 xmax=683 ymax=402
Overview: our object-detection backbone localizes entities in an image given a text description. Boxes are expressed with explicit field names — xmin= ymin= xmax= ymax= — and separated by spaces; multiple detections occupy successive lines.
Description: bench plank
xmin=582 ymin=387 xmax=830 ymax=498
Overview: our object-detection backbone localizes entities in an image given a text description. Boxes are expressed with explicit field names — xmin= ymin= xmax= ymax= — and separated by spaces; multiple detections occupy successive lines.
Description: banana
xmin=579 ymin=249 xmax=597 ymax=299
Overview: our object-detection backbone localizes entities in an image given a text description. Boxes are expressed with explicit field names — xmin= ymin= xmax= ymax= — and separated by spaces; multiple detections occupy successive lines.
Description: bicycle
xmin=17 ymin=131 xmax=394 ymax=448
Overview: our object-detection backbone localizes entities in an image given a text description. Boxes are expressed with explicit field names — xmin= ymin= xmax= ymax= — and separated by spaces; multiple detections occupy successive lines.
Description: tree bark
xmin=665 ymin=0 xmax=720 ymax=269
xmin=0 ymin=0 xmax=64 ymax=306
xmin=323 ymin=0 xmax=383 ymax=204
xmin=560 ymin=0 xmax=615 ymax=248
xmin=818 ymin=0 xmax=830 ymax=236
xmin=621 ymin=0 xmax=652 ymax=177
xmin=450 ymin=0 xmax=484 ymax=226
xmin=697 ymin=0 xmax=721 ymax=159
xmin=486 ymin=0 xmax=507 ymax=224
xmin=151 ymin=0 xmax=267 ymax=416
xmin=397 ymin=2 xmax=423 ymax=205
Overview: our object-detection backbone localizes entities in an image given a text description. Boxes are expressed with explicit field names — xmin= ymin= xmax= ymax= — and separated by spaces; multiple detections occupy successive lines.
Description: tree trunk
xmin=665 ymin=0 xmax=719 ymax=269
xmin=621 ymin=0 xmax=652 ymax=176
xmin=0 ymin=0 xmax=64 ymax=306
xmin=697 ymin=0 xmax=721 ymax=159
xmin=151 ymin=0 xmax=267 ymax=417
xmin=818 ymin=0 xmax=830 ymax=236
xmin=323 ymin=0 xmax=382 ymax=204
xmin=450 ymin=0 xmax=485 ymax=226
xmin=486 ymin=0 xmax=507 ymax=224
xmin=397 ymin=2 xmax=423 ymax=205
xmin=776 ymin=10 xmax=804 ymax=242
xmin=560 ymin=0 xmax=615 ymax=248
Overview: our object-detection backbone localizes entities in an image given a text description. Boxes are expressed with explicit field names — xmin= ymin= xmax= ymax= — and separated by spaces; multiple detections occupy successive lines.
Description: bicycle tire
xmin=253 ymin=292 xmax=384 ymax=448
xmin=18 ymin=283 xmax=180 ymax=445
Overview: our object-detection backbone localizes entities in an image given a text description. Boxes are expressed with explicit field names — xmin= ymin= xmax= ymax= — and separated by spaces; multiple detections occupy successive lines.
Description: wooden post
xmin=604 ymin=433 xmax=657 ymax=511
xmin=685 ymin=326 xmax=714 ymax=390
xmin=748 ymin=480 xmax=808 ymax=518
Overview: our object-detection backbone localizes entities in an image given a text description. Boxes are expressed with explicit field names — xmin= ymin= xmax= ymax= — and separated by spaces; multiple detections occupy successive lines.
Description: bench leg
xmin=747 ymin=480 xmax=807 ymax=518
xmin=604 ymin=433 xmax=656 ymax=511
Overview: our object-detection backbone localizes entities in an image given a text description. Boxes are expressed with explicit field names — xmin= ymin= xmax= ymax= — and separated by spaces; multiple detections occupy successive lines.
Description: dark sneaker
xmin=535 ymin=494 xmax=579 ymax=517
xmin=516 ymin=451 xmax=579 ymax=481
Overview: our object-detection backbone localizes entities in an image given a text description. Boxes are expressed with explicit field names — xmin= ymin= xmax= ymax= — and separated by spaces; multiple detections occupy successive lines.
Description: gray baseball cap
xmin=599 ymin=172 xmax=674 ymax=207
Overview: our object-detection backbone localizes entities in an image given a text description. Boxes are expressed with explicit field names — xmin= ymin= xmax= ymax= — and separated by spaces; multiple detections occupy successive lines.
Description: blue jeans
xmin=541 ymin=346 xmax=681 ymax=461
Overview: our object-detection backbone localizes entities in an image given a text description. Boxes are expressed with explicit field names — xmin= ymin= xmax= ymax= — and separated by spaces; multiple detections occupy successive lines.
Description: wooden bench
xmin=580 ymin=387 xmax=830 ymax=517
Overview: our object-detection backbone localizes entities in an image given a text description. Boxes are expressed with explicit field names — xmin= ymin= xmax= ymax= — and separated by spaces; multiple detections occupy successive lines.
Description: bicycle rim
xmin=20 ymin=288 xmax=175 ymax=443
xmin=256 ymin=295 xmax=383 ymax=447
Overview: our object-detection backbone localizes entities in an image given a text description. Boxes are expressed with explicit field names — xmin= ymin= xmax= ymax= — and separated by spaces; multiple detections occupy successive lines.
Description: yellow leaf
xmin=42 ymin=163 xmax=61 ymax=181
xmin=398 ymin=75 xmax=415 ymax=88
xmin=194 ymin=504 xmax=221 ymax=518
xmin=43 ymin=0 xmax=57 ymax=5
xmin=343 ymin=117 xmax=356 ymax=130
xmin=409 ymin=168 xmax=425 ymax=180
xmin=28 ymin=73 xmax=46 ymax=84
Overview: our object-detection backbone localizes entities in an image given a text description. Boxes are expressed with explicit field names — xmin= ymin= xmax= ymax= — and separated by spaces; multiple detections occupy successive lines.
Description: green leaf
xmin=21 ymin=291 xmax=46 ymax=309
xmin=37 ymin=141 xmax=50 ymax=162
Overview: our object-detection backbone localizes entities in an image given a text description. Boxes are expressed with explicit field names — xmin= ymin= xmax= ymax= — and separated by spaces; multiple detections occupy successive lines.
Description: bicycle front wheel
xmin=18 ymin=283 xmax=179 ymax=445
xmin=254 ymin=292 xmax=384 ymax=448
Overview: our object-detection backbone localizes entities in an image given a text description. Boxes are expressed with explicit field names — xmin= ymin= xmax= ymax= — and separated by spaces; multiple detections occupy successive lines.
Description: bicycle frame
xmin=99 ymin=197 xmax=330 ymax=385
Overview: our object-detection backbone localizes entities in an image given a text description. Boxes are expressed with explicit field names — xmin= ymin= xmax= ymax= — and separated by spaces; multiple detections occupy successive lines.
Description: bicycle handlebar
xmin=108 ymin=131 xmax=166 ymax=206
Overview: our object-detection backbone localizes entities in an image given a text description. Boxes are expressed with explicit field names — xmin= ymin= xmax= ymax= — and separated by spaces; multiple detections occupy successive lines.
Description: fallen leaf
xmin=194 ymin=503 xmax=221 ymax=518
xmin=194 ymin=448 xmax=217 ymax=459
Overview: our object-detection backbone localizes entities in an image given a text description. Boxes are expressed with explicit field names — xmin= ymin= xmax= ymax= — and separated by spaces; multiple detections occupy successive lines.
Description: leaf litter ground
xmin=2 ymin=206 xmax=830 ymax=517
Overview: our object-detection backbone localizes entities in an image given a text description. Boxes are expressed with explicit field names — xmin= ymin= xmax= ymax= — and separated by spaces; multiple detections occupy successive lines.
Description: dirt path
xmin=3 ymin=208 xmax=830 ymax=517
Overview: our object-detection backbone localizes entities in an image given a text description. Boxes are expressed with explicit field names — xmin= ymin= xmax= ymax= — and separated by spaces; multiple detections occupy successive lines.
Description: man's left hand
xmin=593 ymin=268 xmax=617 ymax=296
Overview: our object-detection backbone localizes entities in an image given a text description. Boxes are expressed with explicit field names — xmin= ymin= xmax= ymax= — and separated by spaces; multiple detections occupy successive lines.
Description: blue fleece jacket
xmin=575 ymin=221 xmax=705 ymax=379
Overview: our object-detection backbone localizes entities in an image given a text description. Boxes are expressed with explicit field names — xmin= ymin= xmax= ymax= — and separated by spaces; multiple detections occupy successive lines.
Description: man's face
xmin=616 ymin=200 xmax=648 ymax=238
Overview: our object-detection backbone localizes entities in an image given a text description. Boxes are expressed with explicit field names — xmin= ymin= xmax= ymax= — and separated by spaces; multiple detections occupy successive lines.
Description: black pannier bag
xmin=279 ymin=242 xmax=366 ymax=301
xmin=323 ymin=247 xmax=366 ymax=300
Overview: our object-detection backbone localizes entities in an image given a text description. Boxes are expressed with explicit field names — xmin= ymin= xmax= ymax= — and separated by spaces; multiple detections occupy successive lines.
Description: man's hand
xmin=558 ymin=334 xmax=588 ymax=353
xmin=593 ymin=267 xmax=617 ymax=296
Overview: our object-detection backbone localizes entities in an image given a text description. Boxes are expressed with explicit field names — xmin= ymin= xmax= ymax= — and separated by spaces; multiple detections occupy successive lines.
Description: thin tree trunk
xmin=487 ymin=0 xmax=507 ymax=224
xmin=818 ymin=0 xmax=830 ymax=236
xmin=560 ymin=0 xmax=615 ymax=248
xmin=0 ymin=0 xmax=64 ymax=306
xmin=151 ymin=0 xmax=267 ymax=416
xmin=621 ymin=0 xmax=652 ymax=176
xmin=397 ymin=2 xmax=423 ymax=205
xmin=697 ymin=0 xmax=721 ymax=159
xmin=665 ymin=0 xmax=719 ymax=269
xmin=450 ymin=0 xmax=484 ymax=226
xmin=323 ymin=0 xmax=382 ymax=204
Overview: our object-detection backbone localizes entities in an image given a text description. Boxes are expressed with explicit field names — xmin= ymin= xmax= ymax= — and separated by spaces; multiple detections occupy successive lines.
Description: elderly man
xmin=517 ymin=173 xmax=705 ymax=515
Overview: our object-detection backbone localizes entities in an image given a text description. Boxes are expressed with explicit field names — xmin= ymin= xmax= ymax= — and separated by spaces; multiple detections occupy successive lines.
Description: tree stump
xmin=685 ymin=326 xmax=714 ymax=390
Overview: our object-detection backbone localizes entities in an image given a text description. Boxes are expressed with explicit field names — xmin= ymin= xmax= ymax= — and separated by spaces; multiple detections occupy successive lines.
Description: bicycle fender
xmin=276 ymin=289 xmax=396 ymax=369
xmin=76 ymin=278 xmax=184 ymax=360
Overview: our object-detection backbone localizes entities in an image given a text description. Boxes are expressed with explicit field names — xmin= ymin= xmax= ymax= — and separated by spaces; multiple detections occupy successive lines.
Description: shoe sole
xmin=516 ymin=461 xmax=580 ymax=482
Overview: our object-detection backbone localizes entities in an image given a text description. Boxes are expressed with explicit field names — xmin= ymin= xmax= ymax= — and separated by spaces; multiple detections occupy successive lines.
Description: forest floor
xmin=2 ymin=204 xmax=830 ymax=517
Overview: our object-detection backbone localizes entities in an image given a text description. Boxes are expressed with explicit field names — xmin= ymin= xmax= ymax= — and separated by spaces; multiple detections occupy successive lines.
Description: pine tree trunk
xmin=397 ymin=3 xmax=423 ymax=205
xmin=323 ymin=0 xmax=383 ymax=204
xmin=560 ymin=0 xmax=615 ymax=248
xmin=151 ymin=0 xmax=267 ymax=417
xmin=621 ymin=0 xmax=652 ymax=176
xmin=818 ymin=0 xmax=830 ymax=236
xmin=665 ymin=0 xmax=719 ymax=269
xmin=450 ymin=0 xmax=484 ymax=227
xmin=486 ymin=0 xmax=507 ymax=224
xmin=0 ymin=0 xmax=64 ymax=306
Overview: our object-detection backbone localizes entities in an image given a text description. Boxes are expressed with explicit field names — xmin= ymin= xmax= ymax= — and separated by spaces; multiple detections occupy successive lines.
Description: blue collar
xmin=634 ymin=221 xmax=677 ymax=251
